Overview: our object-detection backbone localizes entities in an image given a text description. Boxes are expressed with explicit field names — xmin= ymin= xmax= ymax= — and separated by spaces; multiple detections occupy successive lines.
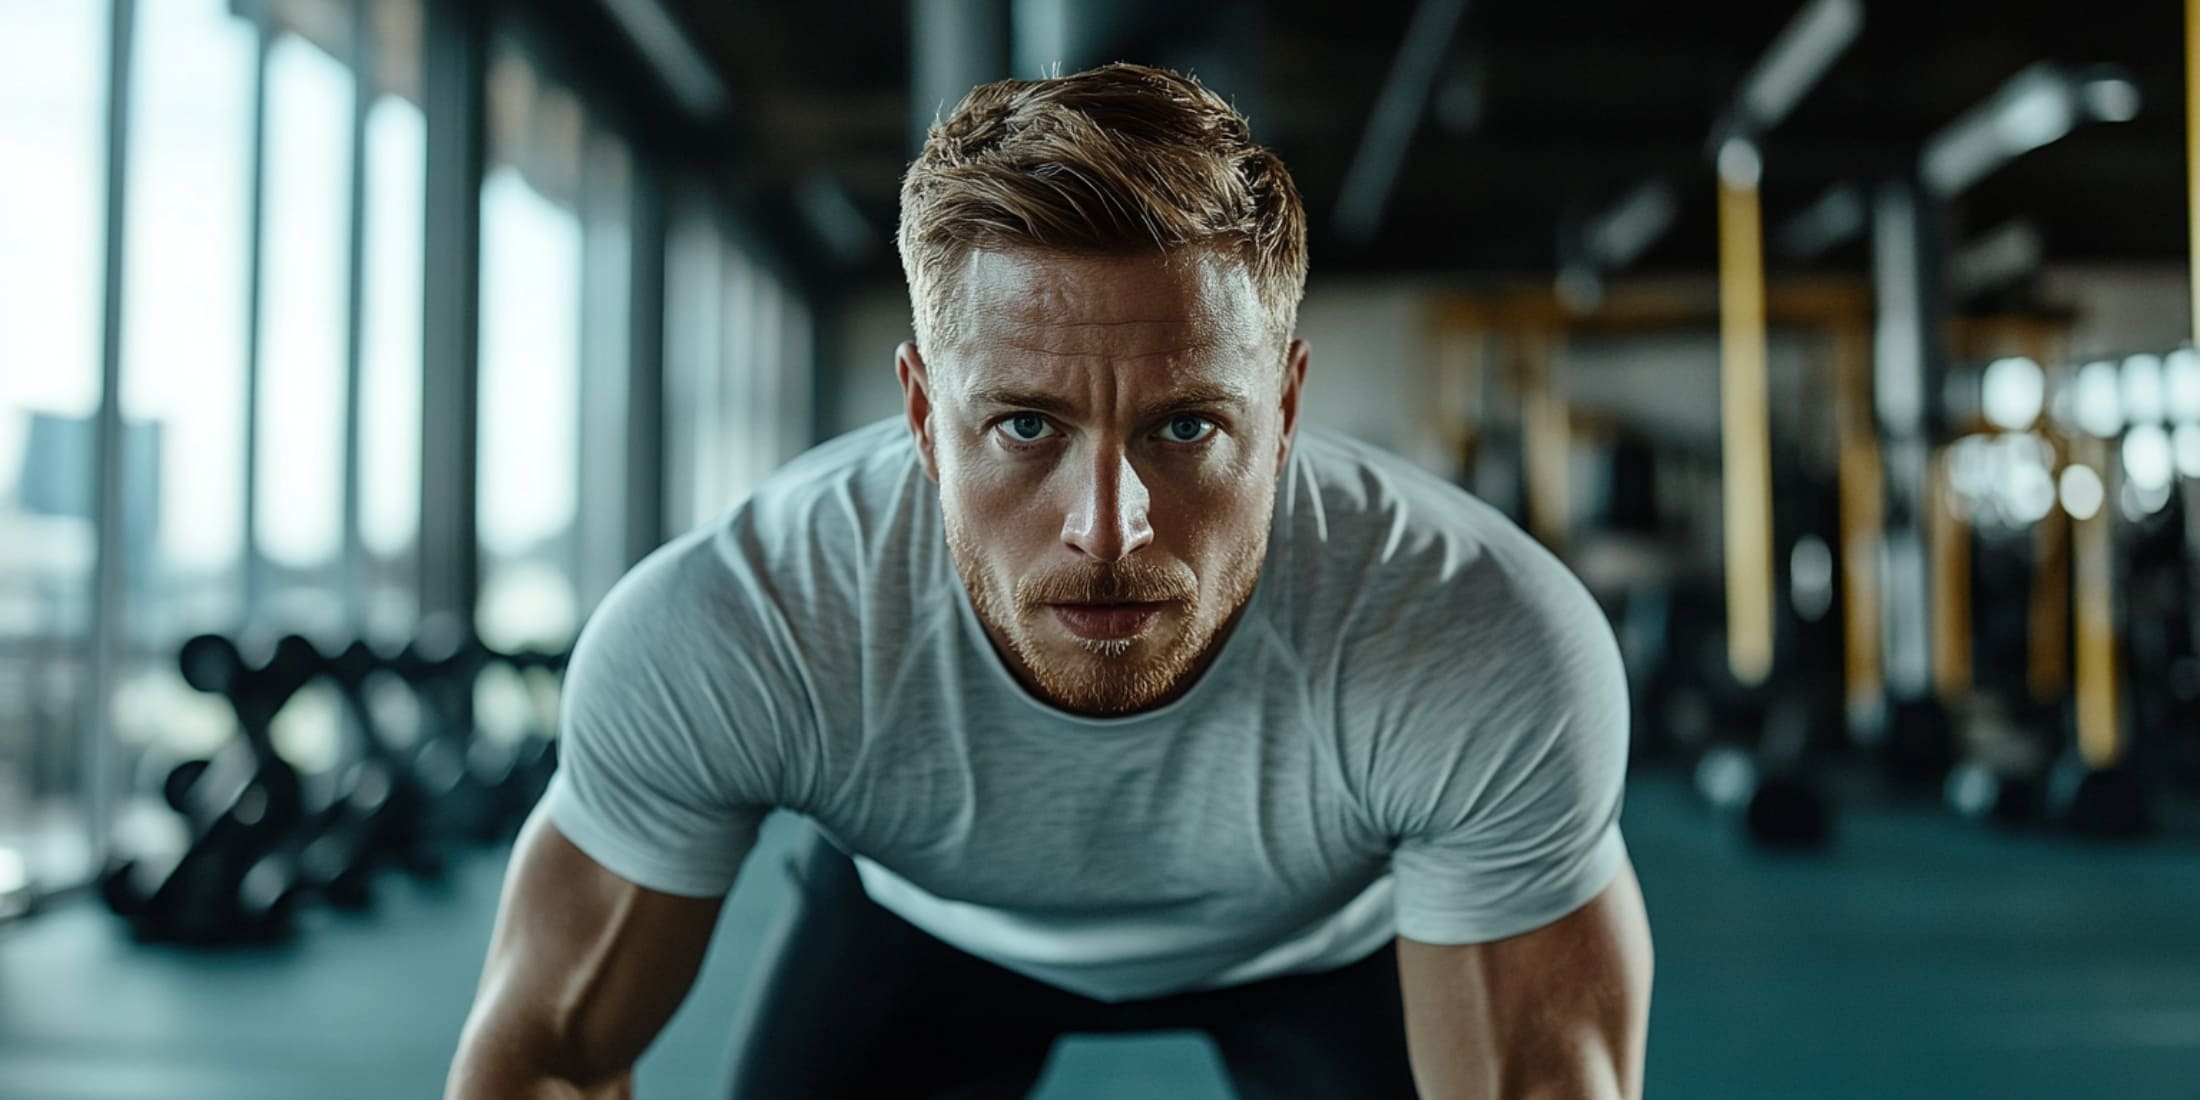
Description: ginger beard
xmin=943 ymin=486 xmax=1272 ymax=716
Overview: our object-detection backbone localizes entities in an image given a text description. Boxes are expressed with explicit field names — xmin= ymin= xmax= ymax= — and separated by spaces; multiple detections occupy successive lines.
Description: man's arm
xmin=446 ymin=809 xmax=727 ymax=1099
xmin=1396 ymin=861 xmax=1653 ymax=1100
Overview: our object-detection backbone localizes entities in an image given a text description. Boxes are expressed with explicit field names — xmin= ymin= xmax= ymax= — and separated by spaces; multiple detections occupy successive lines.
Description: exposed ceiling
xmin=654 ymin=0 xmax=2182 ymax=290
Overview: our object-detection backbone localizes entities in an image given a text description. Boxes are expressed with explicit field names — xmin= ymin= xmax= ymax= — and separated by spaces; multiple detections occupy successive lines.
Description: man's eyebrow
xmin=1144 ymin=385 xmax=1251 ymax=414
xmin=963 ymin=384 xmax=1252 ymax=416
xmin=963 ymin=387 xmax=1081 ymax=416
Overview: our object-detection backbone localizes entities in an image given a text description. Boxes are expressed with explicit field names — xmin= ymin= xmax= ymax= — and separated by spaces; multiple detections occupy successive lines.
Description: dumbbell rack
xmin=99 ymin=630 xmax=571 ymax=948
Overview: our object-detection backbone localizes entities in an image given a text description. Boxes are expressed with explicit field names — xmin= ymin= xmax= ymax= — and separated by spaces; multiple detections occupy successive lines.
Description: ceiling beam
xmin=1333 ymin=0 xmax=1470 ymax=245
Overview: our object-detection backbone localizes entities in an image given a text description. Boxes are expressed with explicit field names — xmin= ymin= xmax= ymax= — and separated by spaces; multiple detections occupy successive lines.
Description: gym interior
xmin=3 ymin=1 xmax=2198 ymax=1096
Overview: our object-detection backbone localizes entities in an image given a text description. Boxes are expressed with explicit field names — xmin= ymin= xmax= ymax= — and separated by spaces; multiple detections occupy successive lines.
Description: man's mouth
xmin=1048 ymin=602 xmax=1169 ymax=640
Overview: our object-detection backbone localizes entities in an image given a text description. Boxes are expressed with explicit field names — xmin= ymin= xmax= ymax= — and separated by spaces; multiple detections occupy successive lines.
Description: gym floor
xmin=3 ymin=774 xmax=2196 ymax=1100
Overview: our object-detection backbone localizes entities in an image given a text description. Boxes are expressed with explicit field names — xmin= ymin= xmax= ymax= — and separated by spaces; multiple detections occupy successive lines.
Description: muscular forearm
xmin=1485 ymin=1037 xmax=1632 ymax=1100
xmin=1399 ymin=866 xmax=1653 ymax=1100
xmin=449 ymin=817 xmax=724 ymax=1100
xmin=1406 ymin=1020 xmax=1634 ymax=1100
xmin=448 ymin=1060 xmax=634 ymax=1099
xmin=446 ymin=1027 xmax=636 ymax=1100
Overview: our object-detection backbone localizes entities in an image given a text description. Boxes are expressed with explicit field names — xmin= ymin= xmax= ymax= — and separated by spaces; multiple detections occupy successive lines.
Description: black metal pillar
xmin=622 ymin=169 xmax=669 ymax=567
xmin=418 ymin=0 xmax=487 ymax=625
xmin=341 ymin=0 xmax=374 ymax=628
xmin=1869 ymin=175 xmax=1949 ymax=767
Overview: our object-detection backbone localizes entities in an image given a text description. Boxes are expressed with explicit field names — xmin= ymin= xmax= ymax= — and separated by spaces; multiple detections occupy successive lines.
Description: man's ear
xmin=897 ymin=340 xmax=941 ymax=483
xmin=1276 ymin=338 xmax=1309 ymax=475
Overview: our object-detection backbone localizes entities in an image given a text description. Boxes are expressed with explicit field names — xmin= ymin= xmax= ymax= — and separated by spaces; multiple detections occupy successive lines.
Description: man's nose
xmin=1060 ymin=444 xmax=1154 ymax=562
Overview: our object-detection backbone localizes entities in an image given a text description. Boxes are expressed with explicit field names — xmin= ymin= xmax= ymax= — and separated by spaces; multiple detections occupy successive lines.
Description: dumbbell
xmin=101 ymin=750 xmax=278 ymax=942
xmin=387 ymin=627 xmax=517 ymax=844
xmin=1940 ymin=697 xmax=2055 ymax=827
xmin=1943 ymin=762 xmax=2047 ymax=825
xmin=1690 ymin=692 xmax=1836 ymax=851
xmin=1878 ymin=695 xmax=1958 ymax=790
xmin=285 ymin=760 xmax=402 ymax=911
xmin=313 ymin=638 xmax=447 ymax=882
xmin=487 ymin=646 xmax=570 ymax=834
xmin=2046 ymin=755 xmax=2156 ymax=839
xmin=1695 ymin=743 xmax=1835 ymax=851
xmin=103 ymin=633 xmax=315 ymax=945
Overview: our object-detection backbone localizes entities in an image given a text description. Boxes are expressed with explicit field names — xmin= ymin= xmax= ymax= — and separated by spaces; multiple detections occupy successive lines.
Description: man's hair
xmin=897 ymin=62 xmax=1308 ymax=352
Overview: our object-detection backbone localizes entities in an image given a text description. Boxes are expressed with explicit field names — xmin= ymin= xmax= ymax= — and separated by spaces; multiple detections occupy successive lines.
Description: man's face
xmin=899 ymin=249 xmax=1308 ymax=716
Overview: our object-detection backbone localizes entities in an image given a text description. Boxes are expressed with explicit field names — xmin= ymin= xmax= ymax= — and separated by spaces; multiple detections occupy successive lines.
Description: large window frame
xmin=1 ymin=0 xmax=815 ymax=912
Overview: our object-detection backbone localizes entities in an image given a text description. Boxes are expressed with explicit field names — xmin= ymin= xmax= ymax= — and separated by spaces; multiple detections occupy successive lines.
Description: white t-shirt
xmin=542 ymin=418 xmax=1630 ymax=1003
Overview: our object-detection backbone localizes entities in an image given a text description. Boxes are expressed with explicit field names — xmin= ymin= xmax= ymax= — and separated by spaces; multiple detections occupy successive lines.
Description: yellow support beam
xmin=2072 ymin=440 xmax=2121 ymax=768
xmin=2190 ymin=0 xmax=2200 ymax=344
xmin=1833 ymin=322 xmax=1885 ymax=723
xmin=1928 ymin=449 xmax=1973 ymax=702
xmin=1519 ymin=326 xmax=1572 ymax=556
xmin=1719 ymin=145 xmax=1776 ymax=686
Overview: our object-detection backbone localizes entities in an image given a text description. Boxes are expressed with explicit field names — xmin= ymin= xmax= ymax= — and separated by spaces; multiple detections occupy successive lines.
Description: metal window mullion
xmin=340 ymin=0 xmax=374 ymax=629
xmin=574 ymin=137 xmax=632 ymax=611
xmin=419 ymin=0 xmax=486 ymax=625
xmin=83 ymin=0 xmax=141 ymax=871
xmin=241 ymin=13 xmax=272 ymax=617
xmin=573 ymin=138 xmax=603 ymax=608
xmin=622 ymin=166 xmax=667 ymax=565
xmin=659 ymin=202 xmax=703 ymax=535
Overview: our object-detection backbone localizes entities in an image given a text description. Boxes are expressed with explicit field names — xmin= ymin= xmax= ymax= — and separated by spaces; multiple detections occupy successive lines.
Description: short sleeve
xmin=1369 ymin=556 xmax=1632 ymax=946
xmin=540 ymin=532 xmax=811 ymax=898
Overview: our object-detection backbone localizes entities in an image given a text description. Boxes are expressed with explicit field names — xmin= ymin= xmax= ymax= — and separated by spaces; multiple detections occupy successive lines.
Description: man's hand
xmin=1396 ymin=861 xmax=1653 ymax=1100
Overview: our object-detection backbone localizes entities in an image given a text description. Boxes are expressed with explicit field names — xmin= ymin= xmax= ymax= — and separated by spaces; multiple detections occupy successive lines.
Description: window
xmin=254 ymin=28 xmax=357 ymax=623
xmin=476 ymin=44 xmax=584 ymax=651
xmin=97 ymin=0 xmax=266 ymax=880
xmin=358 ymin=0 xmax=426 ymax=637
xmin=118 ymin=0 xmax=257 ymax=640
xmin=663 ymin=199 xmax=726 ymax=534
xmin=0 ymin=0 xmax=112 ymax=891
xmin=662 ymin=209 xmax=815 ymax=536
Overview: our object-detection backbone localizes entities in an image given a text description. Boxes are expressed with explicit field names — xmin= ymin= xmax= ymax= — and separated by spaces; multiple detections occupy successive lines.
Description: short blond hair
xmin=897 ymin=62 xmax=1308 ymax=352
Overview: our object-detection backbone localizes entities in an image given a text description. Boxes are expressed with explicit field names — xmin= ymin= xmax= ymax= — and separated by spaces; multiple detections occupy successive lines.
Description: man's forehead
xmin=946 ymin=248 xmax=1269 ymax=356
xmin=955 ymin=353 xmax=1255 ymax=412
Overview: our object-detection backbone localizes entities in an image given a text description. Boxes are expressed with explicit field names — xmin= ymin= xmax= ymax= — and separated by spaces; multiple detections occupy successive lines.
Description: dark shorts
xmin=724 ymin=830 xmax=1419 ymax=1099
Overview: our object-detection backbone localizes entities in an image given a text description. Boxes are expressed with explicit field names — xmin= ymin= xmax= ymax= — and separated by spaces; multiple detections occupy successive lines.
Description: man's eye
xmin=1000 ymin=413 xmax=1055 ymax=442
xmin=1162 ymin=415 xmax=1216 ymax=444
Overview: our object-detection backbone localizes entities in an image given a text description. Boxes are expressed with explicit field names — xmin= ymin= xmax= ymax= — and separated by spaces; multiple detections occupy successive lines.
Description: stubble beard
xmin=944 ymin=507 xmax=1270 ymax=716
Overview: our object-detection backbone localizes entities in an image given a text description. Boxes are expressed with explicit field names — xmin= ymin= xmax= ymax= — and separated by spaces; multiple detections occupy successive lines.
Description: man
xmin=449 ymin=63 xmax=1651 ymax=1099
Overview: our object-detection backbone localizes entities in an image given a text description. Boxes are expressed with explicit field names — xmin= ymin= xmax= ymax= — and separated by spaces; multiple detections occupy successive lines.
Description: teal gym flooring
xmin=4 ymin=773 xmax=2196 ymax=1100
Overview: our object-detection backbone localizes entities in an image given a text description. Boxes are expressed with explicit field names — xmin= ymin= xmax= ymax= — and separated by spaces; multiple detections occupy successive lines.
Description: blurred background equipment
xmin=3 ymin=0 xmax=2199 ymax=1097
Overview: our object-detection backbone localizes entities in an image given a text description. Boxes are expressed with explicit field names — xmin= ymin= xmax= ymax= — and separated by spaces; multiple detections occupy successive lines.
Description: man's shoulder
xmin=749 ymin=418 xmax=925 ymax=521
xmin=1277 ymin=427 xmax=1611 ymax=671
xmin=1280 ymin=427 xmax=1556 ymax=609
xmin=596 ymin=420 xmax=929 ymax=637
xmin=1279 ymin=432 xmax=1625 ymax=782
xmin=726 ymin=417 xmax=933 ymax=569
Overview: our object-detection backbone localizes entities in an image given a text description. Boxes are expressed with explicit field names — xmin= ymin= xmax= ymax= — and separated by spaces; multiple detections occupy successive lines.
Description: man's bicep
xmin=1395 ymin=860 xmax=1653 ymax=1100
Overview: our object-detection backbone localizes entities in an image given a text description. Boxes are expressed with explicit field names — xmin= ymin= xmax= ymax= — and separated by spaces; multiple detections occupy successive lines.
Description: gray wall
xmin=2040 ymin=265 xmax=2191 ymax=361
